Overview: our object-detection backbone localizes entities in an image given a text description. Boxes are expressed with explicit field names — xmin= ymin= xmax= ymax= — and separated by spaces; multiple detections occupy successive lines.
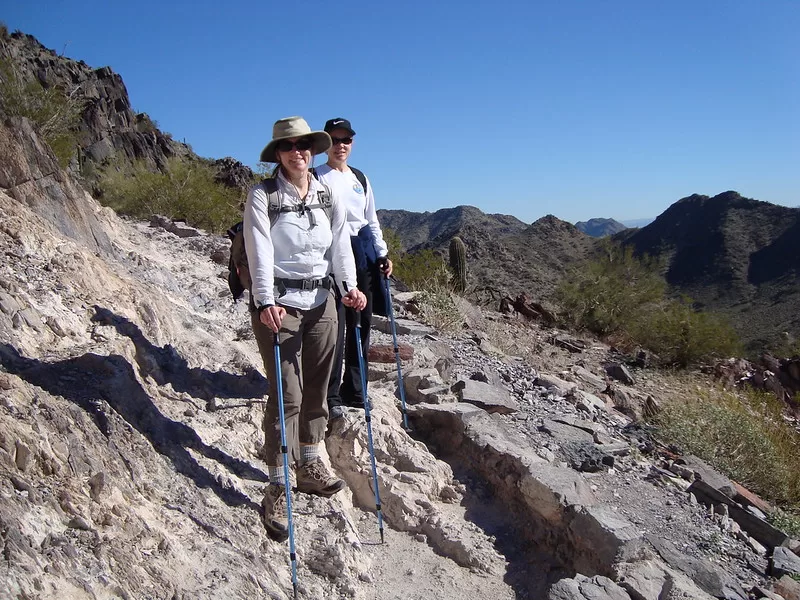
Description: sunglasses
xmin=276 ymin=138 xmax=313 ymax=152
xmin=331 ymin=136 xmax=353 ymax=145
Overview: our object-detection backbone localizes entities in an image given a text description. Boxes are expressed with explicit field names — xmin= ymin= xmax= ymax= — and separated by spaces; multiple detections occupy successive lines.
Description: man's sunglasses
xmin=276 ymin=138 xmax=313 ymax=152
xmin=331 ymin=136 xmax=353 ymax=145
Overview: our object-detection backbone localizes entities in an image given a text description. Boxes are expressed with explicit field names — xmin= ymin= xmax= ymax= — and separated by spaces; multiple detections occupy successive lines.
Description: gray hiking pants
xmin=252 ymin=292 xmax=337 ymax=466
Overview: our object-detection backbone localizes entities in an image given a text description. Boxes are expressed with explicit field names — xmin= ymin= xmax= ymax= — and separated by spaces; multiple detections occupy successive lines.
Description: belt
xmin=276 ymin=276 xmax=332 ymax=296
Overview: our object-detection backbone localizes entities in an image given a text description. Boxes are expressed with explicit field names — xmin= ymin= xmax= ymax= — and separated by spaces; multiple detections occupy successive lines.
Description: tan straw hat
xmin=259 ymin=116 xmax=332 ymax=163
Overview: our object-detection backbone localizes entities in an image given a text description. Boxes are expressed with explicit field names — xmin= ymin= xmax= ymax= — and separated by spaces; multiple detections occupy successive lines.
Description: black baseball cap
xmin=324 ymin=118 xmax=356 ymax=136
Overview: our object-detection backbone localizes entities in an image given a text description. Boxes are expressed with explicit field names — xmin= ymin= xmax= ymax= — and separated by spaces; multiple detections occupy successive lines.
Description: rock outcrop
xmin=2 ymin=31 xmax=190 ymax=173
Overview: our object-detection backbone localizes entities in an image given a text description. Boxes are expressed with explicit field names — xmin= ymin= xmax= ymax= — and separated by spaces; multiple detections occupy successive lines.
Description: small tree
xmin=556 ymin=240 xmax=665 ymax=336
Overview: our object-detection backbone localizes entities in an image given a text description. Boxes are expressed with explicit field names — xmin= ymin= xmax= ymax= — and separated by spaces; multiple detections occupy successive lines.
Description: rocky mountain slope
xmin=0 ymin=30 xmax=192 ymax=174
xmin=2 ymin=117 xmax=800 ymax=600
xmin=381 ymin=191 xmax=800 ymax=352
xmin=575 ymin=218 xmax=628 ymax=237
xmin=617 ymin=191 xmax=800 ymax=352
xmin=378 ymin=208 xmax=595 ymax=302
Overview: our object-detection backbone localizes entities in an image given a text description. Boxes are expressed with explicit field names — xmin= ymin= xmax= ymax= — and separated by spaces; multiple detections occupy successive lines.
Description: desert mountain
xmin=0 ymin=30 xmax=253 ymax=191
xmin=575 ymin=218 xmax=628 ymax=237
xmin=617 ymin=191 xmax=800 ymax=352
xmin=383 ymin=192 xmax=800 ymax=352
xmin=379 ymin=208 xmax=595 ymax=301
xmin=0 ymin=31 xmax=190 ymax=173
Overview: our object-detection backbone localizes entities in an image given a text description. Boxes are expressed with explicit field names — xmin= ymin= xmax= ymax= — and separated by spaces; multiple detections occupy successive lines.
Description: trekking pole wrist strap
xmin=257 ymin=303 xmax=275 ymax=314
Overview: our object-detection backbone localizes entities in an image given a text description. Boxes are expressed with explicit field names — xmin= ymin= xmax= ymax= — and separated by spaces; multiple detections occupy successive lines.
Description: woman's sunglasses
xmin=276 ymin=138 xmax=313 ymax=152
xmin=331 ymin=136 xmax=353 ymax=145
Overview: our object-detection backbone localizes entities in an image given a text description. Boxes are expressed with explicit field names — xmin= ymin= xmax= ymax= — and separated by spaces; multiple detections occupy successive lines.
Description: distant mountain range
xmin=380 ymin=191 xmax=800 ymax=353
xmin=574 ymin=218 xmax=628 ymax=237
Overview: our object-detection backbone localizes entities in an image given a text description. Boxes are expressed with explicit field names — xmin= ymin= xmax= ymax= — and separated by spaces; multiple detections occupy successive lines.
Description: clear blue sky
xmin=4 ymin=0 xmax=798 ymax=224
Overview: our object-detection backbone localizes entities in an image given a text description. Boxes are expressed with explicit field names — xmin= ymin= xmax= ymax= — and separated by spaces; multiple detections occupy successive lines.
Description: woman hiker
xmin=314 ymin=118 xmax=393 ymax=420
xmin=244 ymin=116 xmax=367 ymax=541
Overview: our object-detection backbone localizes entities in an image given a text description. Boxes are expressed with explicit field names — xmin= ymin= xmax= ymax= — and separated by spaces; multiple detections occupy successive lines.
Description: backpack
xmin=227 ymin=174 xmax=333 ymax=301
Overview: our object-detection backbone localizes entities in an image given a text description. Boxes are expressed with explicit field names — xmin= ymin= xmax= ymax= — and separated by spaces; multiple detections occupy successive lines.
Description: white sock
xmin=268 ymin=466 xmax=285 ymax=486
xmin=300 ymin=443 xmax=321 ymax=464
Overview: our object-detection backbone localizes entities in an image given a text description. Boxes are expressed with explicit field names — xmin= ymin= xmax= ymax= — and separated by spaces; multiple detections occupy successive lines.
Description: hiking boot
xmin=329 ymin=405 xmax=346 ymax=421
xmin=295 ymin=459 xmax=346 ymax=497
xmin=261 ymin=484 xmax=289 ymax=542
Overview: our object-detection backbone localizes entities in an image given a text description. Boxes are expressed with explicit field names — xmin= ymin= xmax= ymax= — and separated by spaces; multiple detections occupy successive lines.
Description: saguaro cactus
xmin=448 ymin=236 xmax=467 ymax=293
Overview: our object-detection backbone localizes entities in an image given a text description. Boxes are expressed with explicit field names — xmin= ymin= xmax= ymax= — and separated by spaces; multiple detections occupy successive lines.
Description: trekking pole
xmin=383 ymin=274 xmax=410 ymax=431
xmin=273 ymin=331 xmax=299 ymax=599
xmin=354 ymin=310 xmax=385 ymax=544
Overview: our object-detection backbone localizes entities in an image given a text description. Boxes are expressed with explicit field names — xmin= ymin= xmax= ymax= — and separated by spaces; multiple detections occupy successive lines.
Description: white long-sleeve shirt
xmin=243 ymin=170 xmax=357 ymax=310
xmin=313 ymin=164 xmax=389 ymax=258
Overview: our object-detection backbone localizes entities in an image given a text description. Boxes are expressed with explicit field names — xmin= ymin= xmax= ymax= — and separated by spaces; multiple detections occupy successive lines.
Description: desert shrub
xmin=556 ymin=241 xmax=741 ymax=366
xmin=382 ymin=227 xmax=403 ymax=259
xmin=413 ymin=271 xmax=464 ymax=334
xmin=98 ymin=157 xmax=242 ymax=234
xmin=556 ymin=241 xmax=665 ymax=336
xmin=135 ymin=113 xmax=159 ymax=134
xmin=768 ymin=509 xmax=800 ymax=538
xmin=655 ymin=386 xmax=800 ymax=507
xmin=0 ymin=56 xmax=83 ymax=167
xmin=628 ymin=297 xmax=741 ymax=367
xmin=392 ymin=248 xmax=449 ymax=292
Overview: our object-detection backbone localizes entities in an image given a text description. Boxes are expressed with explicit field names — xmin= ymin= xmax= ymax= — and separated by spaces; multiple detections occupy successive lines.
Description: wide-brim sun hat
xmin=259 ymin=116 xmax=331 ymax=163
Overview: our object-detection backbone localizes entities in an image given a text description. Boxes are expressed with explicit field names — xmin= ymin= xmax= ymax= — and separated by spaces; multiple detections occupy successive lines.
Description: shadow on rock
xmin=0 ymin=343 xmax=266 ymax=511
xmin=92 ymin=306 xmax=268 ymax=401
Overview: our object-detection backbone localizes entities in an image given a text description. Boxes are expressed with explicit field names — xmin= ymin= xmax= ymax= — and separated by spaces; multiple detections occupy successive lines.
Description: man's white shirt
xmin=313 ymin=164 xmax=389 ymax=258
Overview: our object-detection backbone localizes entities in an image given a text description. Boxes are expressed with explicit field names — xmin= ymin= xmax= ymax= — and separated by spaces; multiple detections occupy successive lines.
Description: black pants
xmin=328 ymin=264 xmax=374 ymax=408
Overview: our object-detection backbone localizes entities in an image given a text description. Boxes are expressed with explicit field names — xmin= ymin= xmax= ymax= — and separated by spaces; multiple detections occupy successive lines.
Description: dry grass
xmin=654 ymin=382 xmax=800 ymax=507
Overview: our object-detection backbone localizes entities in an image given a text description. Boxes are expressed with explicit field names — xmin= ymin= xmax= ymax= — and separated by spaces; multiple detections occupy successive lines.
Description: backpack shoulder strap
xmin=349 ymin=166 xmax=368 ymax=196
xmin=261 ymin=178 xmax=282 ymax=225
xmin=317 ymin=182 xmax=333 ymax=223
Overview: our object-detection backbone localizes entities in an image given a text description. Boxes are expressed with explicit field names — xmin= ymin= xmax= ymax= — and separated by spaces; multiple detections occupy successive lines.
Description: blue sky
xmin=4 ymin=0 xmax=798 ymax=224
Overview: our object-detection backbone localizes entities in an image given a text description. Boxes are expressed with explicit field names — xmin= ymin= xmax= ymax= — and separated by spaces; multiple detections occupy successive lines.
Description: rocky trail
xmin=2 ymin=121 xmax=800 ymax=600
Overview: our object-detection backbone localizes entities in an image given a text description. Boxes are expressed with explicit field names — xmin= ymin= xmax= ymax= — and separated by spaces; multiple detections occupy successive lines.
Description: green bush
xmin=629 ymin=297 xmax=741 ymax=366
xmin=656 ymin=386 xmax=800 ymax=507
xmin=392 ymin=248 xmax=450 ymax=293
xmin=769 ymin=509 xmax=800 ymax=538
xmin=98 ymin=157 xmax=242 ymax=234
xmin=556 ymin=241 xmax=665 ymax=336
xmin=556 ymin=241 xmax=741 ymax=366
xmin=0 ymin=56 xmax=83 ymax=168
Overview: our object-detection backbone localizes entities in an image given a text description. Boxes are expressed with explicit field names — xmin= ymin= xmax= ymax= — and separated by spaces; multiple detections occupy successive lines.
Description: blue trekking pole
xmin=273 ymin=331 xmax=299 ymax=599
xmin=354 ymin=310 xmax=385 ymax=544
xmin=383 ymin=275 xmax=410 ymax=431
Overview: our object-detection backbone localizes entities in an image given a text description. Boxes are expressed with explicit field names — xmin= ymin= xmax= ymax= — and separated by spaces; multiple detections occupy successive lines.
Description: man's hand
xmin=377 ymin=256 xmax=393 ymax=277
xmin=258 ymin=305 xmax=286 ymax=333
xmin=342 ymin=289 xmax=367 ymax=311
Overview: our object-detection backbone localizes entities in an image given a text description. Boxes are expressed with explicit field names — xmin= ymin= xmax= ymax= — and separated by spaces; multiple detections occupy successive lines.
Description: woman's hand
xmin=259 ymin=305 xmax=287 ymax=333
xmin=342 ymin=289 xmax=367 ymax=311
